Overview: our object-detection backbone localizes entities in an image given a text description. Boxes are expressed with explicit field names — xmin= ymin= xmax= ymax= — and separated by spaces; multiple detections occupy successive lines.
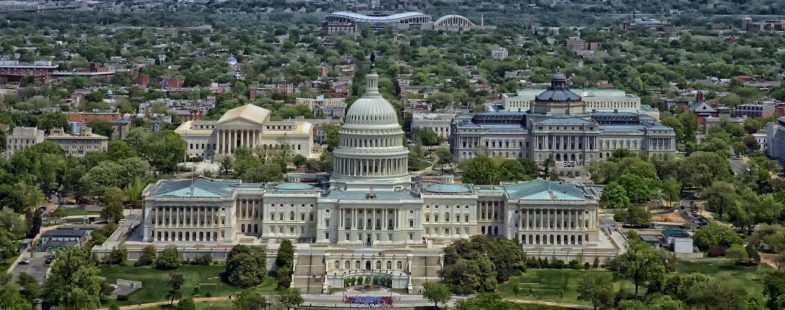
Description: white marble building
xmin=139 ymin=69 xmax=608 ymax=293
xmin=175 ymin=104 xmax=319 ymax=160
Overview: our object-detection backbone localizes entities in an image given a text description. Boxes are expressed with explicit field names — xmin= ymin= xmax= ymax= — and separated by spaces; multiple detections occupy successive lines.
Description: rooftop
xmin=149 ymin=177 xmax=240 ymax=198
xmin=503 ymin=179 xmax=591 ymax=201
xmin=423 ymin=183 xmax=473 ymax=194
xmin=322 ymin=190 xmax=420 ymax=201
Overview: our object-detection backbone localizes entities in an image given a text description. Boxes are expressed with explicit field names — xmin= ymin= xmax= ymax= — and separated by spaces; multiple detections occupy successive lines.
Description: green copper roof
xmin=274 ymin=182 xmax=315 ymax=190
xmin=504 ymin=179 xmax=587 ymax=201
xmin=423 ymin=183 xmax=473 ymax=194
xmin=152 ymin=178 xmax=238 ymax=198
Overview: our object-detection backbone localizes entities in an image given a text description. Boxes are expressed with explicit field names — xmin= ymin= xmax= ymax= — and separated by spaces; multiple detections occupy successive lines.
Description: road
xmin=9 ymin=256 xmax=48 ymax=283
xmin=729 ymin=157 xmax=748 ymax=176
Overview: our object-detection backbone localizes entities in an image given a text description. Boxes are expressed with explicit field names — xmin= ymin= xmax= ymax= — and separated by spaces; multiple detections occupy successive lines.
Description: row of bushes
xmin=524 ymin=256 xmax=603 ymax=270
xmin=343 ymin=275 xmax=393 ymax=288
xmin=101 ymin=245 xmax=214 ymax=268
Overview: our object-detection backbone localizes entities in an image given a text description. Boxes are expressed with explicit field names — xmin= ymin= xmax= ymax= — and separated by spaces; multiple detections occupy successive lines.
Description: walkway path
xmin=505 ymin=297 xmax=592 ymax=309
xmin=99 ymin=296 xmax=230 ymax=310
xmin=99 ymin=293 xmax=439 ymax=310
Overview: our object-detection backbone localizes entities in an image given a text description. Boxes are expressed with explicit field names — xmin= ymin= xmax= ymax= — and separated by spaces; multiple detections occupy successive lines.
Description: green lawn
xmin=676 ymin=259 xmax=774 ymax=300
xmin=98 ymin=265 xmax=276 ymax=306
xmin=497 ymin=269 xmax=636 ymax=306
xmin=52 ymin=206 xmax=97 ymax=217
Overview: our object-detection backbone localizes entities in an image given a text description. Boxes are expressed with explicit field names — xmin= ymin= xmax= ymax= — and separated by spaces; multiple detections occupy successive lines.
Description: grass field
xmin=676 ymin=258 xmax=774 ymax=299
xmin=99 ymin=265 xmax=277 ymax=307
xmin=52 ymin=206 xmax=97 ymax=217
xmin=497 ymin=259 xmax=774 ymax=306
xmin=497 ymin=269 xmax=637 ymax=305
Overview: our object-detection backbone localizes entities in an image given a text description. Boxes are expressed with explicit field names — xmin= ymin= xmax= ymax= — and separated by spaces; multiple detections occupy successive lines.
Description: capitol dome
xmin=343 ymin=72 xmax=399 ymax=127
xmin=331 ymin=66 xmax=411 ymax=192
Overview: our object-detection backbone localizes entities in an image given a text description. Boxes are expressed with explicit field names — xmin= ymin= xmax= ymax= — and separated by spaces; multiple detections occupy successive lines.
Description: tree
xmin=292 ymin=154 xmax=307 ymax=168
xmin=413 ymin=128 xmax=441 ymax=146
xmin=610 ymin=239 xmax=666 ymax=297
xmin=156 ymin=245 xmax=181 ymax=270
xmin=441 ymin=237 xmax=501 ymax=294
xmin=764 ymin=270 xmax=785 ymax=309
xmin=614 ymin=206 xmax=652 ymax=227
xmin=578 ymin=273 xmax=615 ymax=310
xmin=0 ymin=273 xmax=27 ymax=310
xmin=324 ymin=125 xmax=340 ymax=151
xmin=167 ymin=273 xmax=185 ymax=305
xmin=106 ymin=247 xmax=128 ymax=265
xmin=462 ymin=156 xmax=498 ymax=185
xmin=225 ymin=245 xmax=267 ymax=287
xmin=127 ymin=129 xmax=187 ymax=172
xmin=278 ymin=288 xmax=303 ymax=310
xmin=101 ymin=201 xmax=124 ymax=223
xmin=617 ymin=173 xmax=658 ymax=203
xmin=275 ymin=240 xmax=295 ymax=288
xmin=725 ymin=244 xmax=749 ymax=265
xmin=662 ymin=178 xmax=681 ymax=207
xmin=136 ymin=245 xmax=157 ymax=266
xmin=702 ymin=181 xmax=736 ymax=220
xmin=0 ymin=207 xmax=26 ymax=260
xmin=679 ymin=151 xmax=730 ymax=189
xmin=423 ymin=281 xmax=451 ymax=309
xmin=693 ymin=223 xmax=743 ymax=251
xmin=686 ymin=275 xmax=750 ymax=310
xmin=87 ymin=120 xmax=114 ymax=137
xmin=600 ymin=183 xmax=631 ymax=209
xmin=44 ymin=246 xmax=101 ymax=309
xmin=498 ymin=159 xmax=530 ymax=182
xmin=233 ymin=288 xmax=268 ymax=310
xmin=241 ymin=163 xmax=283 ymax=183
xmin=178 ymin=297 xmax=196 ymax=310
xmin=455 ymin=293 xmax=508 ymax=310
xmin=517 ymin=158 xmax=540 ymax=178
xmin=16 ymin=272 xmax=42 ymax=301
xmin=434 ymin=148 xmax=454 ymax=172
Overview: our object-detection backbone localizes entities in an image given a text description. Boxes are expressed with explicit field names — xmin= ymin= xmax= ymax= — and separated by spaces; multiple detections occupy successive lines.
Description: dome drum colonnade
xmin=331 ymin=65 xmax=409 ymax=191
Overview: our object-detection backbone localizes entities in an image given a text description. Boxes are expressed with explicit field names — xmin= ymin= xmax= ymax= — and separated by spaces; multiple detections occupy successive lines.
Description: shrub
xmin=552 ymin=260 xmax=565 ymax=269
xmin=193 ymin=254 xmax=213 ymax=266
xmin=568 ymin=260 xmax=580 ymax=269
xmin=592 ymin=257 xmax=600 ymax=269
xmin=707 ymin=246 xmax=727 ymax=257
xmin=136 ymin=245 xmax=156 ymax=266
xmin=155 ymin=245 xmax=181 ymax=270
xmin=584 ymin=262 xmax=591 ymax=270
xmin=746 ymin=245 xmax=761 ymax=265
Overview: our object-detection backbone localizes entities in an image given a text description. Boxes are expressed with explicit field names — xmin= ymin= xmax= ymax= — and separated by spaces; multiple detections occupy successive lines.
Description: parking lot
xmin=10 ymin=256 xmax=49 ymax=283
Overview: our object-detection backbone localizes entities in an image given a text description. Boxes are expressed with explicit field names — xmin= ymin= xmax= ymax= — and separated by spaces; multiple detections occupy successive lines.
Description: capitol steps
xmin=292 ymin=253 xmax=326 ymax=294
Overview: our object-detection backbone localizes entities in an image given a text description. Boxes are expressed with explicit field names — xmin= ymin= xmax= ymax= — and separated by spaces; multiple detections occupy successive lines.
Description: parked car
xmin=19 ymin=259 xmax=30 ymax=265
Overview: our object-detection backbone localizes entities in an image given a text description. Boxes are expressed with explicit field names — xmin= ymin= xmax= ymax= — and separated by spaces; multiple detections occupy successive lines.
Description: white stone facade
xmin=175 ymin=104 xmax=319 ymax=160
xmin=5 ymin=126 xmax=44 ymax=159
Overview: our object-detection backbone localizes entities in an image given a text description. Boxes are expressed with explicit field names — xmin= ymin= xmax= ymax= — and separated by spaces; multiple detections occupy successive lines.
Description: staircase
xmin=291 ymin=253 xmax=326 ymax=294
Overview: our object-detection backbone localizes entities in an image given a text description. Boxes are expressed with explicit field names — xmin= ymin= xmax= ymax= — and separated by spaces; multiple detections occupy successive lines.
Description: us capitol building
xmin=130 ymin=69 xmax=623 ymax=294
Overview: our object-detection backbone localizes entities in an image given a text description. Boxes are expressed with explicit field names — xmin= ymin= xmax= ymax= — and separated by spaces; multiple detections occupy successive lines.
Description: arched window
xmin=386 ymin=261 xmax=392 ymax=270
xmin=334 ymin=260 xmax=340 ymax=269
xmin=376 ymin=261 xmax=381 ymax=270
xmin=397 ymin=261 xmax=403 ymax=270
xmin=355 ymin=260 xmax=361 ymax=270
xmin=345 ymin=261 xmax=350 ymax=269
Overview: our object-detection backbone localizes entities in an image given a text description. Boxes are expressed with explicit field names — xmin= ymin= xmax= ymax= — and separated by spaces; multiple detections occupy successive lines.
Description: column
xmin=352 ymin=209 xmax=357 ymax=229
xmin=216 ymin=130 xmax=222 ymax=154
